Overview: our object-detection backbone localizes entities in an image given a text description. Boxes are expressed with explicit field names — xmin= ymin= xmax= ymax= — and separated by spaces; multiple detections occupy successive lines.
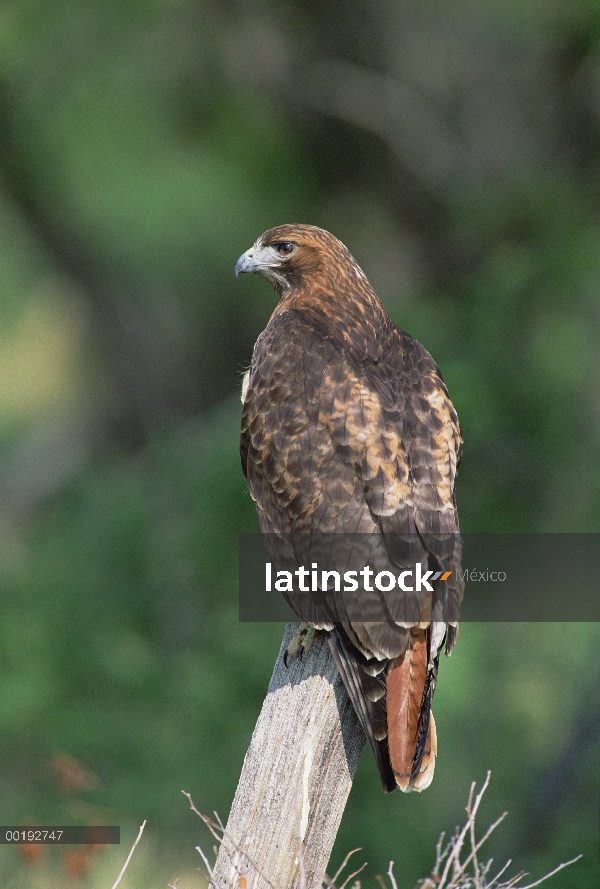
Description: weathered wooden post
xmin=211 ymin=623 xmax=365 ymax=889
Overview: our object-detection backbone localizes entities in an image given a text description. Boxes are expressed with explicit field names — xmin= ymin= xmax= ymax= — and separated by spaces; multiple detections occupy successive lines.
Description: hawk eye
xmin=277 ymin=242 xmax=295 ymax=255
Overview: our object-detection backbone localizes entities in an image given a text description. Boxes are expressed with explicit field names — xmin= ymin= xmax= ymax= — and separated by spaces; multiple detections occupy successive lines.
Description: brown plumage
xmin=237 ymin=224 xmax=463 ymax=793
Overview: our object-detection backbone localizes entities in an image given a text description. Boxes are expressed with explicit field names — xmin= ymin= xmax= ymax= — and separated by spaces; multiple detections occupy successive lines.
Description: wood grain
xmin=211 ymin=624 xmax=365 ymax=889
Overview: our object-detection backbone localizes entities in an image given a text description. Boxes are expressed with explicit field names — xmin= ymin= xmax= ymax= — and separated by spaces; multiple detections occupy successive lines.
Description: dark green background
xmin=0 ymin=1 xmax=598 ymax=887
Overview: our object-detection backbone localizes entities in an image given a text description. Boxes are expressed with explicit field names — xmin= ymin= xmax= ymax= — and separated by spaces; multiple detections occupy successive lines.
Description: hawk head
xmin=235 ymin=224 xmax=357 ymax=293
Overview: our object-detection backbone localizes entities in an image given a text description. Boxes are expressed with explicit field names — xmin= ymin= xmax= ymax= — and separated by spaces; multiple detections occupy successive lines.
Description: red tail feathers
xmin=386 ymin=628 xmax=437 ymax=792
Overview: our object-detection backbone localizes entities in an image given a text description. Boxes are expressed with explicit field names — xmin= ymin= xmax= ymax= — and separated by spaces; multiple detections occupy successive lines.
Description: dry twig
xmin=109 ymin=820 xmax=146 ymax=889
xmin=335 ymin=774 xmax=581 ymax=889
xmin=185 ymin=775 xmax=581 ymax=889
xmin=412 ymin=774 xmax=581 ymax=889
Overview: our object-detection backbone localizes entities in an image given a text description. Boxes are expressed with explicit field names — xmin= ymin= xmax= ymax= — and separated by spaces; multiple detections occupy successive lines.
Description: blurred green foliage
xmin=0 ymin=1 xmax=598 ymax=887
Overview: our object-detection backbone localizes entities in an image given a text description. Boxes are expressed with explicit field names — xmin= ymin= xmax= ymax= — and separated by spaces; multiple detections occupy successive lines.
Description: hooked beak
xmin=235 ymin=242 xmax=290 ymax=291
xmin=235 ymin=249 xmax=258 ymax=277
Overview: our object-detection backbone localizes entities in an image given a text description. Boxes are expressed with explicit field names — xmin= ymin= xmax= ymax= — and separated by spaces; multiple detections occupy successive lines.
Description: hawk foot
xmin=283 ymin=623 xmax=320 ymax=667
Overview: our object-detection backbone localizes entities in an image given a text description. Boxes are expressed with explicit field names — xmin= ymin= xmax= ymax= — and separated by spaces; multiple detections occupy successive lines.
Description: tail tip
xmin=394 ymin=712 xmax=438 ymax=793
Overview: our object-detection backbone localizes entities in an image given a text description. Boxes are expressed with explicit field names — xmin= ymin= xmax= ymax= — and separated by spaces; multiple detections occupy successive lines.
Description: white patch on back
xmin=241 ymin=369 xmax=250 ymax=403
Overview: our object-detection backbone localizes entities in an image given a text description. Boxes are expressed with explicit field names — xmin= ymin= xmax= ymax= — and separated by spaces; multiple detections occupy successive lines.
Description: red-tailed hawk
xmin=237 ymin=225 xmax=462 ymax=793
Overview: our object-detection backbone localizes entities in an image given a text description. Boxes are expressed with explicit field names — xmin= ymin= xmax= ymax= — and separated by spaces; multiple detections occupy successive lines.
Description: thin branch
xmin=195 ymin=843 xmax=216 ymax=883
xmin=329 ymin=849 xmax=362 ymax=885
xmin=517 ymin=855 xmax=583 ymax=889
xmin=338 ymin=861 xmax=367 ymax=889
xmin=505 ymin=874 xmax=527 ymax=889
xmin=487 ymin=859 xmax=513 ymax=887
xmin=438 ymin=818 xmax=469 ymax=885
xmin=461 ymin=812 xmax=508 ymax=875
xmin=439 ymin=771 xmax=492 ymax=889
xmin=470 ymin=783 xmax=481 ymax=889
xmin=109 ymin=820 xmax=146 ymax=889
xmin=432 ymin=832 xmax=447 ymax=878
